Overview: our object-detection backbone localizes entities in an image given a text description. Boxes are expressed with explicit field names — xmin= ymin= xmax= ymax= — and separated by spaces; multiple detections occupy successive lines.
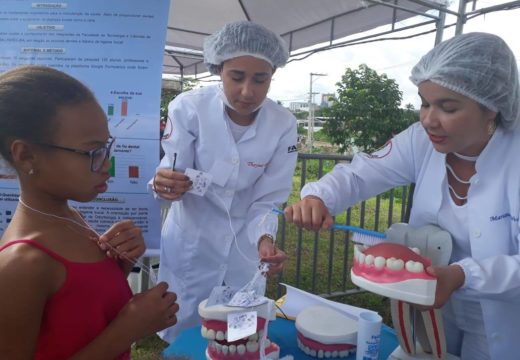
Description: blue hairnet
xmin=203 ymin=21 xmax=289 ymax=75
xmin=410 ymin=32 xmax=520 ymax=130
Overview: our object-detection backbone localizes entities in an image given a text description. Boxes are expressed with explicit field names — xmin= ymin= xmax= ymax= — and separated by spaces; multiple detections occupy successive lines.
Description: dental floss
xmin=18 ymin=197 xmax=158 ymax=286
xmin=182 ymin=159 xmax=276 ymax=357
xmin=212 ymin=192 xmax=273 ymax=359
xmin=214 ymin=192 xmax=259 ymax=264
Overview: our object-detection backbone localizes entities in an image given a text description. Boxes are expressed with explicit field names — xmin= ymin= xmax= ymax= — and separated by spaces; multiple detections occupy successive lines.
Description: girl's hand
xmin=284 ymin=196 xmax=334 ymax=232
xmin=98 ymin=220 xmax=145 ymax=261
xmin=117 ymin=282 xmax=179 ymax=340
xmin=153 ymin=168 xmax=192 ymax=201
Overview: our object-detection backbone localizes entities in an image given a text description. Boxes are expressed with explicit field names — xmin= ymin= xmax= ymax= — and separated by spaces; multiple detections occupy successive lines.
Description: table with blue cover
xmin=163 ymin=317 xmax=399 ymax=359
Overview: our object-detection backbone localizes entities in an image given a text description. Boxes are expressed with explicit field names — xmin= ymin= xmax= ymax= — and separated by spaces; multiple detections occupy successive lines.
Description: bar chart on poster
xmin=105 ymin=90 xmax=156 ymax=139
xmin=0 ymin=0 xmax=170 ymax=249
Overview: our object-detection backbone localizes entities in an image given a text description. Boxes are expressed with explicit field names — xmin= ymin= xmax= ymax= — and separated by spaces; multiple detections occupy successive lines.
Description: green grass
xmin=132 ymin=336 xmax=169 ymax=359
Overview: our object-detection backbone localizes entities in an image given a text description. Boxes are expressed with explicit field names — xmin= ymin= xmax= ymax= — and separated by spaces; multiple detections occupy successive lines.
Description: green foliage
xmin=160 ymin=88 xmax=178 ymax=119
xmin=160 ymin=78 xmax=198 ymax=119
xmin=324 ymin=64 xmax=417 ymax=153
xmin=313 ymin=129 xmax=330 ymax=142
xmin=293 ymin=111 xmax=309 ymax=120
xmin=293 ymin=159 xmax=336 ymax=182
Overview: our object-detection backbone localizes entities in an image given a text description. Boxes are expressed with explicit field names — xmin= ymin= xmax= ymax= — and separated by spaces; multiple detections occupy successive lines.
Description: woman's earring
xmin=28 ymin=169 xmax=34 ymax=175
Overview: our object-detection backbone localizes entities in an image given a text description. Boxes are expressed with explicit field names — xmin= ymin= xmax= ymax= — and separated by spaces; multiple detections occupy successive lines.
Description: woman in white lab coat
xmin=285 ymin=33 xmax=520 ymax=360
xmin=151 ymin=21 xmax=298 ymax=342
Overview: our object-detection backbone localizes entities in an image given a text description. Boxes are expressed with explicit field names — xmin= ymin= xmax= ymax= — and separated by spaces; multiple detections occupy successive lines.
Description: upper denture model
xmin=352 ymin=223 xmax=454 ymax=359
xmin=351 ymin=242 xmax=437 ymax=306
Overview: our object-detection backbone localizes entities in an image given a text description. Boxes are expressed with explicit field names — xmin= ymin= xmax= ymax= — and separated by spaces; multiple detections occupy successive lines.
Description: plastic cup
xmin=356 ymin=311 xmax=382 ymax=360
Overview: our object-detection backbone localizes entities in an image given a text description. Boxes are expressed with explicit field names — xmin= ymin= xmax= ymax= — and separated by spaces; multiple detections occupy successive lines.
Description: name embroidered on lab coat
xmin=490 ymin=213 xmax=519 ymax=222
xmin=247 ymin=162 xmax=267 ymax=168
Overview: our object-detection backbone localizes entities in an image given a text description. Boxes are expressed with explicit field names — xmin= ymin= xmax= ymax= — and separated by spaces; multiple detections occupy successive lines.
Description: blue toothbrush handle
xmin=272 ymin=208 xmax=284 ymax=215
xmin=331 ymin=224 xmax=386 ymax=239
xmin=272 ymin=208 xmax=385 ymax=239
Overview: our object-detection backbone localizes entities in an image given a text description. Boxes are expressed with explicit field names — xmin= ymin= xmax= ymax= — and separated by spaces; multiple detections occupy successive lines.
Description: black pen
xmin=172 ymin=152 xmax=177 ymax=171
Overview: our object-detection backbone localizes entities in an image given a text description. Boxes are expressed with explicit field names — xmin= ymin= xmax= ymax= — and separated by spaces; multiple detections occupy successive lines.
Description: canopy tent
xmin=163 ymin=0 xmax=520 ymax=77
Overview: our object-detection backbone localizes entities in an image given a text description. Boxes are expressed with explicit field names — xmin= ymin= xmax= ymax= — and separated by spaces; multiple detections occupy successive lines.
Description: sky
xmin=266 ymin=1 xmax=520 ymax=110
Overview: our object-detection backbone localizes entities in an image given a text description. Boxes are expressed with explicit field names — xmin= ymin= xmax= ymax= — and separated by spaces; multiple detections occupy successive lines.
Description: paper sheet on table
xmin=277 ymin=283 xmax=376 ymax=321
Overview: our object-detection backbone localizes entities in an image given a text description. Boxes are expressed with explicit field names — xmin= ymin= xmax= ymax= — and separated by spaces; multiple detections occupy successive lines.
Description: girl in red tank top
xmin=0 ymin=66 xmax=179 ymax=359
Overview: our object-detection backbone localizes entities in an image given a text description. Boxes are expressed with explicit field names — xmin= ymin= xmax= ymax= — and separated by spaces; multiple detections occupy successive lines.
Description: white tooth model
xmin=351 ymin=224 xmax=459 ymax=360
xmin=198 ymin=299 xmax=280 ymax=360
xmin=351 ymin=242 xmax=437 ymax=306
xmin=295 ymin=305 xmax=357 ymax=358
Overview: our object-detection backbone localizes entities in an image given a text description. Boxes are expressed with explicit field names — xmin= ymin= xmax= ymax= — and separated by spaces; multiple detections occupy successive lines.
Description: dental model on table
xmin=295 ymin=305 xmax=357 ymax=358
xmin=198 ymin=263 xmax=280 ymax=360
xmin=351 ymin=224 xmax=459 ymax=360
xmin=198 ymin=298 xmax=280 ymax=359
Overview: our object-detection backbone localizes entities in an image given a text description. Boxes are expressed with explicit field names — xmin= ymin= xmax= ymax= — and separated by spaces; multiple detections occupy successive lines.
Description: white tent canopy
xmin=163 ymin=0 xmax=520 ymax=77
xmin=164 ymin=0 xmax=452 ymax=76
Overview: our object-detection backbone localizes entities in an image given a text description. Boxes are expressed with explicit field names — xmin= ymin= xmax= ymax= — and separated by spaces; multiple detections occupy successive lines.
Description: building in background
xmin=321 ymin=93 xmax=335 ymax=107
xmin=290 ymin=101 xmax=319 ymax=112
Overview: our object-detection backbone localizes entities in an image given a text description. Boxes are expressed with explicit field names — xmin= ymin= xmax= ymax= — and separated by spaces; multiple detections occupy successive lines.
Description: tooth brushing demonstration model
xmin=274 ymin=208 xmax=454 ymax=359
xmin=352 ymin=224 xmax=459 ymax=359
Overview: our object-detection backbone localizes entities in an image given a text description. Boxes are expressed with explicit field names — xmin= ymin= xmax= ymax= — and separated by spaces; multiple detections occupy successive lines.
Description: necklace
xmin=448 ymin=184 xmax=468 ymax=201
xmin=18 ymin=197 xmax=158 ymax=284
xmin=445 ymin=163 xmax=471 ymax=185
xmin=445 ymin=161 xmax=472 ymax=202
xmin=18 ymin=197 xmax=98 ymax=235
xmin=453 ymin=152 xmax=479 ymax=162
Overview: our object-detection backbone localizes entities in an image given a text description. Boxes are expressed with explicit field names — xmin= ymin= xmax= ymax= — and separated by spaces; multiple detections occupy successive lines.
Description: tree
xmin=293 ymin=111 xmax=309 ymax=120
xmin=323 ymin=64 xmax=417 ymax=153
xmin=160 ymin=78 xmax=197 ymax=120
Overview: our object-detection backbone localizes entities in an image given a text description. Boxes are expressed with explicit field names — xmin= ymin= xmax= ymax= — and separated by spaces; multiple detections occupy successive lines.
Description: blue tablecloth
xmin=163 ymin=317 xmax=399 ymax=359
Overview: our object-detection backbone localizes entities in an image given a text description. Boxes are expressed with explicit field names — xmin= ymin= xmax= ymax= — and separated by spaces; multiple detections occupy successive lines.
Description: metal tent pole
xmin=455 ymin=0 xmax=468 ymax=35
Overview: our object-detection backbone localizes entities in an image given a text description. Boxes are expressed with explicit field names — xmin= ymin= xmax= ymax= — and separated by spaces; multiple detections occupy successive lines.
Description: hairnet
xmin=203 ymin=21 xmax=289 ymax=75
xmin=410 ymin=32 xmax=520 ymax=130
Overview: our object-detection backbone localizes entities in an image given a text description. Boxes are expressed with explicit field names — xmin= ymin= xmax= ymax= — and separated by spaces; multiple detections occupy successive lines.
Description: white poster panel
xmin=0 ymin=0 xmax=170 ymax=251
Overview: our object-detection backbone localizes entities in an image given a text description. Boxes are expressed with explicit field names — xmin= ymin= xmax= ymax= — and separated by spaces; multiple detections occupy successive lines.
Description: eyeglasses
xmin=35 ymin=136 xmax=115 ymax=172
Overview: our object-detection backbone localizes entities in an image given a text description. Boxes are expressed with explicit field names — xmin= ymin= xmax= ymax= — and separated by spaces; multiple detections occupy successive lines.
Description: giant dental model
xmin=198 ymin=299 xmax=280 ymax=360
xmin=351 ymin=224 xmax=453 ymax=359
xmin=295 ymin=305 xmax=357 ymax=358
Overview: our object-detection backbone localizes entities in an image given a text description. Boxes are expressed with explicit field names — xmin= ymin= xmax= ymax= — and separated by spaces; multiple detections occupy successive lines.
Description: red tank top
xmin=0 ymin=240 xmax=133 ymax=360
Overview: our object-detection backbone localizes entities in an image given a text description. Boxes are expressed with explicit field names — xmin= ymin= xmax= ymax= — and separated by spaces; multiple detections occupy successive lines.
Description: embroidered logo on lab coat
xmin=367 ymin=140 xmax=392 ymax=159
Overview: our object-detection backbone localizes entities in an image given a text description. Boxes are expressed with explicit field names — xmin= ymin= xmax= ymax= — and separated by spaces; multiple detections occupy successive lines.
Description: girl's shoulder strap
xmin=0 ymin=240 xmax=68 ymax=263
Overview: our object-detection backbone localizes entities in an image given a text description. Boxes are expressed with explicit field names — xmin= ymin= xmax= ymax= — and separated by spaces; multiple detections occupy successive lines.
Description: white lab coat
xmin=152 ymin=85 xmax=298 ymax=342
xmin=302 ymin=122 xmax=520 ymax=359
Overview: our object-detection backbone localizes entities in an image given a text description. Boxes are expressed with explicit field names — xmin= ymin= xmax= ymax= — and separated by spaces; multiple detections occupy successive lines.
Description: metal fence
xmin=273 ymin=153 xmax=413 ymax=300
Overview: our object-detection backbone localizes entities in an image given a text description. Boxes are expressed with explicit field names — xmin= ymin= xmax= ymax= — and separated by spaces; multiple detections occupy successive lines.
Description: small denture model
xmin=295 ymin=305 xmax=357 ymax=358
xmin=198 ymin=299 xmax=280 ymax=360
xmin=351 ymin=242 xmax=437 ymax=306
